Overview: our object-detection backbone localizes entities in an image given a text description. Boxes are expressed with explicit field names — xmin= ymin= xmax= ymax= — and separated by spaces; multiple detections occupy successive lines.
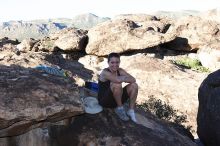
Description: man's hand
xmin=118 ymin=75 xmax=135 ymax=83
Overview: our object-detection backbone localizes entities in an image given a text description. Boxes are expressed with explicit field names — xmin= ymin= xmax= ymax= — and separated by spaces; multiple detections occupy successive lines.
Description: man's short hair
xmin=108 ymin=52 xmax=120 ymax=62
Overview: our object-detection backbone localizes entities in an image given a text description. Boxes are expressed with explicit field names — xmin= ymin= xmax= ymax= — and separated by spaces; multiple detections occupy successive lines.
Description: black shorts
xmin=98 ymin=86 xmax=129 ymax=108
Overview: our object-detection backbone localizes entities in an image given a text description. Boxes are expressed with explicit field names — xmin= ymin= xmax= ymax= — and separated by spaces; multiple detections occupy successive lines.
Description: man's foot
xmin=114 ymin=106 xmax=129 ymax=121
xmin=127 ymin=109 xmax=137 ymax=123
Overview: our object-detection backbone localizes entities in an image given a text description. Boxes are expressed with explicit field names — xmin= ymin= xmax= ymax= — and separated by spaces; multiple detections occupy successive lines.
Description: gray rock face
xmin=197 ymin=69 xmax=220 ymax=146
xmin=48 ymin=109 xmax=196 ymax=146
xmin=86 ymin=19 xmax=176 ymax=56
xmin=0 ymin=109 xmax=197 ymax=146
xmin=0 ymin=65 xmax=83 ymax=137
xmin=0 ymin=127 xmax=51 ymax=146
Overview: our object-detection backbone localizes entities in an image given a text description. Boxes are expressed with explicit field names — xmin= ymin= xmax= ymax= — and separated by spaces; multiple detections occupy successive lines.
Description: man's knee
xmin=110 ymin=82 xmax=122 ymax=91
xmin=128 ymin=82 xmax=138 ymax=90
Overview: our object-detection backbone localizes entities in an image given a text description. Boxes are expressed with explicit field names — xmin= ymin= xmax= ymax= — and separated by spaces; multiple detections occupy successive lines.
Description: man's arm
xmin=101 ymin=70 xmax=124 ymax=83
xmin=118 ymin=68 xmax=136 ymax=83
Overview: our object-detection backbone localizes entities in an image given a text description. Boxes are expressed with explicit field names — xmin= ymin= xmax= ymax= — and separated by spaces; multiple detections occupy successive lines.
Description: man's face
xmin=108 ymin=57 xmax=120 ymax=72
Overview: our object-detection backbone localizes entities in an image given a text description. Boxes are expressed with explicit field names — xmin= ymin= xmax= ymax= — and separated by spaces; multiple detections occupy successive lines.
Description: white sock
xmin=128 ymin=109 xmax=134 ymax=113
xmin=117 ymin=106 xmax=124 ymax=110
xmin=127 ymin=109 xmax=137 ymax=122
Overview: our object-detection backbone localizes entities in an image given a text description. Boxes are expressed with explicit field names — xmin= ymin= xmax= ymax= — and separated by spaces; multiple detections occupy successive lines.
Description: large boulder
xmin=86 ymin=19 xmax=176 ymax=56
xmin=0 ymin=37 xmax=95 ymax=138
xmin=51 ymin=28 xmax=88 ymax=51
xmin=33 ymin=37 xmax=57 ymax=52
xmin=197 ymin=69 xmax=220 ymax=146
xmin=0 ymin=65 xmax=83 ymax=137
xmin=197 ymin=41 xmax=220 ymax=71
xmin=15 ymin=28 xmax=88 ymax=52
xmin=114 ymin=14 xmax=171 ymax=33
xmin=163 ymin=16 xmax=220 ymax=51
xmin=0 ymin=109 xmax=196 ymax=146
xmin=48 ymin=109 xmax=197 ymax=146
xmin=16 ymin=38 xmax=39 ymax=52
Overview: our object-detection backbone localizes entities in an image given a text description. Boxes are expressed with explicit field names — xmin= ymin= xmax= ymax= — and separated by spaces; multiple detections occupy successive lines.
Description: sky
xmin=0 ymin=0 xmax=219 ymax=22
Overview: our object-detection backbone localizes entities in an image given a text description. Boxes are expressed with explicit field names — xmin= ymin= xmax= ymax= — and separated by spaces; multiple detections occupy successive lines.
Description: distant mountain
xmin=0 ymin=13 xmax=110 ymax=41
xmin=199 ymin=8 xmax=220 ymax=23
xmin=151 ymin=9 xmax=220 ymax=22
xmin=151 ymin=10 xmax=200 ymax=19
xmin=71 ymin=13 xmax=110 ymax=29
xmin=0 ymin=21 xmax=61 ymax=41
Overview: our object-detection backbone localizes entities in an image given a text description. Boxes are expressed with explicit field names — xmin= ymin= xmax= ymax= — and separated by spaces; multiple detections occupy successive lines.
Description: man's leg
xmin=125 ymin=82 xmax=138 ymax=109
xmin=110 ymin=82 xmax=129 ymax=121
xmin=110 ymin=82 xmax=123 ymax=106
xmin=124 ymin=82 xmax=138 ymax=122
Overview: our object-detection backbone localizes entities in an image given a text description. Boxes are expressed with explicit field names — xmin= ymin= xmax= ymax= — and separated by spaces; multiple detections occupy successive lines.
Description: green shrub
xmin=172 ymin=58 xmax=209 ymax=72
xmin=137 ymin=96 xmax=190 ymax=131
